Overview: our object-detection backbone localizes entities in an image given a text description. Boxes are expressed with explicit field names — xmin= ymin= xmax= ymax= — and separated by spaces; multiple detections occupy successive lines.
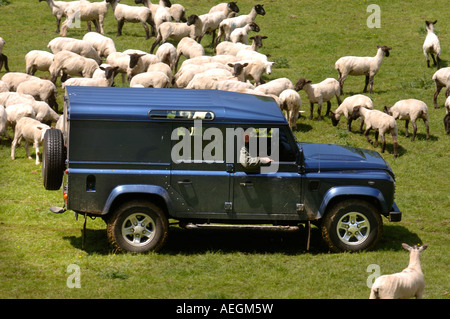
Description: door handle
xmin=240 ymin=182 xmax=253 ymax=188
xmin=178 ymin=180 xmax=193 ymax=186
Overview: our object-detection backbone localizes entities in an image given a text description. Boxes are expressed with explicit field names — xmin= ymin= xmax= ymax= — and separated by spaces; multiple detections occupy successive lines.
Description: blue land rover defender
xmin=43 ymin=87 xmax=401 ymax=253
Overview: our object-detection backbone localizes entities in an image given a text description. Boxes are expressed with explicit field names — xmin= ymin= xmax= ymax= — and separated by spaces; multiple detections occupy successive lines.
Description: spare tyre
xmin=43 ymin=128 xmax=65 ymax=190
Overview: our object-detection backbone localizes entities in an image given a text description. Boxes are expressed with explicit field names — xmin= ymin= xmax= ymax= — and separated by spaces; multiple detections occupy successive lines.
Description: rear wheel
xmin=106 ymin=200 xmax=169 ymax=253
xmin=321 ymin=199 xmax=382 ymax=252
xmin=42 ymin=129 xmax=65 ymax=190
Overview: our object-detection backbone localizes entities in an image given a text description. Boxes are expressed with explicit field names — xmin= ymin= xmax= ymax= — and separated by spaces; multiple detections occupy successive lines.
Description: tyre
xmin=42 ymin=128 xmax=65 ymax=190
xmin=106 ymin=200 xmax=169 ymax=253
xmin=321 ymin=199 xmax=382 ymax=252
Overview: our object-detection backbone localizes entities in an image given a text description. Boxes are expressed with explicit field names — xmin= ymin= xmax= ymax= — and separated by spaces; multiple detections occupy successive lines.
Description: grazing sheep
xmin=155 ymin=43 xmax=177 ymax=70
xmin=335 ymin=45 xmax=392 ymax=94
xmin=5 ymin=103 xmax=36 ymax=133
xmin=254 ymin=77 xmax=294 ymax=96
xmin=351 ymin=105 xmax=399 ymax=158
xmin=0 ymin=81 xmax=8 ymax=93
xmin=279 ymin=89 xmax=301 ymax=130
xmin=384 ymin=99 xmax=430 ymax=141
xmin=173 ymin=62 xmax=229 ymax=88
xmin=49 ymin=50 xmax=100 ymax=83
xmin=0 ymin=92 xmax=36 ymax=108
xmin=230 ymin=22 xmax=260 ymax=44
xmin=159 ymin=0 xmax=186 ymax=22
xmin=330 ymin=94 xmax=374 ymax=132
xmin=61 ymin=0 xmax=109 ymax=36
xmin=62 ymin=65 xmax=119 ymax=87
xmin=82 ymin=32 xmax=116 ymax=58
xmin=106 ymin=0 xmax=153 ymax=39
xmin=135 ymin=0 xmax=173 ymax=36
xmin=130 ymin=71 xmax=170 ymax=88
xmin=295 ymin=78 xmax=342 ymax=121
xmin=48 ymin=37 xmax=102 ymax=64
xmin=370 ymin=244 xmax=428 ymax=299
xmin=0 ymin=105 xmax=8 ymax=139
xmin=431 ymin=67 xmax=450 ymax=108
xmin=215 ymin=4 xmax=266 ymax=45
xmin=238 ymin=58 xmax=274 ymax=86
xmin=32 ymin=101 xmax=60 ymax=125
xmin=0 ymin=37 xmax=10 ymax=72
xmin=175 ymin=37 xmax=205 ymax=72
xmin=185 ymin=68 xmax=236 ymax=89
xmin=150 ymin=14 xmax=204 ymax=53
xmin=147 ymin=62 xmax=172 ymax=82
xmin=11 ymin=117 xmax=50 ymax=165
xmin=123 ymin=49 xmax=160 ymax=71
xmin=214 ymin=79 xmax=255 ymax=92
xmin=423 ymin=20 xmax=441 ymax=69
xmin=16 ymin=78 xmax=59 ymax=112
xmin=25 ymin=50 xmax=54 ymax=75
xmin=215 ymin=35 xmax=267 ymax=56
xmin=106 ymin=52 xmax=146 ymax=83
xmin=1 ymin=73 xmax=40 ymax=92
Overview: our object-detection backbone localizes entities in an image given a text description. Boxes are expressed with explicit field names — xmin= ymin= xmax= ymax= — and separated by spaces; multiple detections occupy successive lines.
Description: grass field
xmin=0 ymin=0 xmax=449 ymax=299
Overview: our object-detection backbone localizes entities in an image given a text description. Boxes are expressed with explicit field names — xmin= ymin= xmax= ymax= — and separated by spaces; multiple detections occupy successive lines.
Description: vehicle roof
xmin=65 ymin=86 xmax=287 ymax=125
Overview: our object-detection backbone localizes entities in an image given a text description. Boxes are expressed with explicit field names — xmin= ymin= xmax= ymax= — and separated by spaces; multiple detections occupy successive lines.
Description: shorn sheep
xmin=60 ymin=0 xmax=109 ymax=36
xmin=230 ymin=22 xmax=260 ymax=44
xmin=48 ymin=37 xmax=102 ymax=64
xmin=134 ymin=0 xmax=173 ymax=36
xmin=431 ymin=67 xmax=450 ymax=109
xmin=82 ymin=32 xmax=117 ymax=58
xmin=130 ymin=71 xmax=170 ymax=88
xmin=370 ymin=243 xmax=428 ymax=299
xmin=175 ymin=37 xmax=205 ymax=72
xmin=279 ymin=89 xmax=301 ymax=130
xmin=335 ymin=45 xmax=392 ymax=94
xmin=1 ymin=72 xmax=39 ymax=92
xmin=423 ymin=20 xmax=441 ymax=69
xmin=351 ymin=105 xmax=399 ymax=158
xmin=155 ymin=43 xmax=177 ymax=71
xmin=25 ymin=50 xmax=54 ymax=75
xmin=330 ymin=94 xmax=374 ymax=132
xmin=11 ymin=117 xmax=50 ymax=165
xmin=384 ymin=99 xmax=430 ymax=141
xmin=16 ymin=78 xmax=59 ymax=111
xmin=62 ymin=65 xmax=119 ymax=88
xmin=49 ymin=50 xmax=99 ymax=83
xmin=106 ymin=52 xmax=146 ymax=83
xmin=295 ymin=77 xmax=342 ymax=121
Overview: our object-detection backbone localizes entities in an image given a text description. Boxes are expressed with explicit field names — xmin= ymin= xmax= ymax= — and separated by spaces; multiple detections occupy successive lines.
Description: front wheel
xmin=321 ymin=199 xmax=382 ymax=252
xmin=106 ymin=200 xmax=169 ymax=253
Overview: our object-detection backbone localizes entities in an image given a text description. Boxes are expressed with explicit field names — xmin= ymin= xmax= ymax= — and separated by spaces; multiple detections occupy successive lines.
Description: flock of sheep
xmin=0 ymin=0 xmax=449 ymax=165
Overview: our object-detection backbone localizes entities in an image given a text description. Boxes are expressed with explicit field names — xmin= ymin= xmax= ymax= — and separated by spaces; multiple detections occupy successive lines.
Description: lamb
xmin=48 ymin=37 xmax=102 ymax=64
xmin=1 ymin=72 xmax=40 ymax=92
xmin=49 ymin=50 xmax=100 ymax=83
xmin=294 ymin=78 xmax=342 ymax=121
xmin=150 ymin=14 xmax=204 ymax=53
xmin=254 ymin=78 xmax=294 ymax=96
xmin=230 ymin=22 xmax=260 ymax=44
xmin=175 ymin=37 xmax=205 ymax=72
xmin=155 ymin=43 xmax=177 ymax=71
xmin=62 ymin=65 xmax=119 ymax=87
xmin=215 ymin=35 xmax=267 ymax=56
xmin=423 ymin=20 xmax=441 ymax=69
xmin=431 ymin=67 xmax=450 ymax=108
xmin=60 ymin=0 xmax=109 ymax=36
xmin=330 ymin=94 xmax=374 ymax=132
xmin=215 ymin=4 xmax=266 ymax=45
xmin=370 ymin=243 xmax=428 ymax=299
xmin=134 ymin=0 xmax=173 ymax=36
xmin=11 ymin=117 xmax=50 ymax=165
xmin=25 ymin=50 xmax=54 ymax=76
xmin=105 ymin=52 xmax=146 ymax=83
xmin=82 ymin=32 xmax=116 ymax=58
xmin=383 ymin=99 xmax=430 ymax=141
xmin=16 ymin=78 xmax=59 ymax=112
xmin=200 ymin=2 xmax=239 ymax=45
xmin=335 ymin=45 xmax=392 ymax=94
xmin=279 ymin=89 xmax=301 ymax=130
xmin=106 ymin=0 xmax=153 ymax=39
xmin=351 ymin=105 xmax=399 ymax=158
xmin=0 ymin=37 xmax=9 ymax=72
xmin=129 ymin=71 xmax=171 ymax=88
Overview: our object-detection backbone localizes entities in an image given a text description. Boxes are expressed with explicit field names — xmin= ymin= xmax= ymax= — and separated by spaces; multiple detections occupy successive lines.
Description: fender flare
xmin=103 ymin=184 xmax=173 ymax=215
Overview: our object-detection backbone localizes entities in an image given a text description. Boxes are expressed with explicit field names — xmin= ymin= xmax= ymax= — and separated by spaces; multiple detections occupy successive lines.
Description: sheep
xmin=335 ymin=45 xmax=392 ymax=94
xmin=134 ymin=0 xmax=173 ymax=36
xmin=431 ymin=67 xmax=450 ymax=109
xmin=215 ymin=35 xmax=267 ymax=56
xmin=62 ymin=65 xmax=119 ymax=87
xmin=48 ymin=37 xmax=102 ymax=64
xmin=123 ymin=49 xmax=160 ymax=71
xmin=173 ymin=62 xmax=229 ymax=88
xmin=294 ymin=78 xmax=342 ymax=121
xmin=49 ymin=50 xmax=100 ymax=83
xmin=185 ymin=68 xmax=237 ymax=89
xmin=0 ymin=81 xmax=8 ymax=93
xmin=254 ymin=77 xmax=294 ymax=96
xmin=60 ymin=0 xmax=109 ymax=36
xmin=213 ymin=79 xmax=255 ymax=92
xmin=279 ymin=89 xmax=301 ymax=130
xmin=423 ymin=20 xmax=441 ymax=69
xmin=147 ymin=62 xmax=173 ymax=82
xmin=383 ymin=99 xmax=430 ymax=141
xmin=105 ymin=52 xmax=146 ymax=83
xmin=0 ymin=105 xmax=8 ymax=139
xmin=215 ymin=4 xmax=266 ymax=45
xmin=370 ymin=243 xmax=428 ymax=299
xmin=129 ymin=71 xmax=171 ymax=88
xmin=39 ymin=0 xmax=79 ymax=33
xmin=446 ymin=95 xmax=450 ymax=114
xmin=25 ymin=50 xmax=54 ymax=76
xmin=238 ymin=59 xmax=274 ymax=86
xmin=5 ymin=103 xmax=36 ymax=134
xmin=32 ymin=101 xmax=60 ymax=125
xmin=230 ymin=22 xmax=260 ymax=44
xmin=16 ymin=78 xmax=59 ymax=112
xmin=1 ymin=73 xmax=40 ymax=92
xmin=0 ymin=92 xmax=36 ymax=108
xmin=179 ymin=54 xmax=240 ymax=69
xmin=351 ymin=105 xmax=399 ymax=158
xmin=197 ymin=2 xmax=239 ymax=45
xmin=0 ymin=37 xmax=9 ymax=72
xmin=106 ymin=0 xmax=153 ymax=39
xmin=155 ymin=43 xmax=177 ymax=70
xmin=330 ymin=94 xmax=374 ymax=132
xmin=150 ymin=14 xmax=204 ymax=53
xmin=11 ymin=117 xmax=50 ymax=165
xmin=82 ymin=32 xmax=116 ymax=58
xmin=208 ymin=2 xmax=239 ymax=15
xmin=175 ymin=37 xmax=205 ymax=72
xmin=159 ymin=0 xmax=186 ymax=22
